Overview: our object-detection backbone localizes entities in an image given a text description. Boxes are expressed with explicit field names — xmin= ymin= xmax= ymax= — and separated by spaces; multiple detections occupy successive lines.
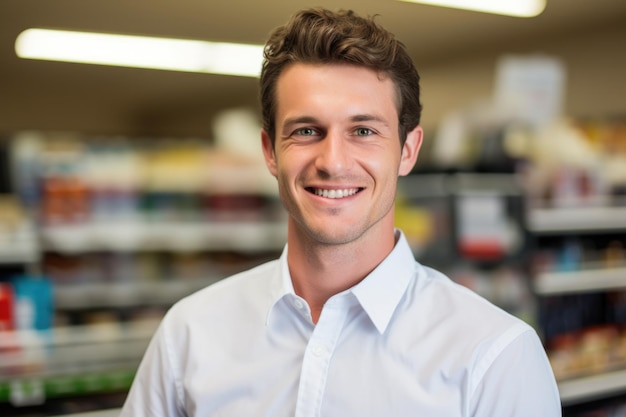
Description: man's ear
xmin=261 ymin=129 xmax=278 ymax=177
xmin=398 ymin=125 xmax=423 ymax=176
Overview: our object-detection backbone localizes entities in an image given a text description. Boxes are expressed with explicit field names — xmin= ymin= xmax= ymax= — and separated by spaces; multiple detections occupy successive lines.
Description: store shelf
xmin=528 ymin=206 xmax=626 ymax=234
xmin=0 ymin=322 xmax=157 ymax=406
xmin=0 ymin=225 xmax=39 ymax=264
xmin=534 ymin=265 xmax=626 ymax=295
xmin=0 ymin=368 xmax=136 ymax=407
xmin=0 ymin=241 xmax=39 ymax=264
xmin=559 ymin=368 xmax=626 ymax=406
xmin=62 ymin=409 xmax=122 ymax=417
xmin=41 ymin=220 xmax=287 ymax=253
xmin=0 ymin=322 xmax=156 ymax=372
xmin=55 ymin=278 xmax=222 ymax=309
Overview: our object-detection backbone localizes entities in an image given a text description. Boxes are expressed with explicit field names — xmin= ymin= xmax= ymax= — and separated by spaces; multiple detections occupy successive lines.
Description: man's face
xmin=262 ymin=63 xmax=421 ymax=246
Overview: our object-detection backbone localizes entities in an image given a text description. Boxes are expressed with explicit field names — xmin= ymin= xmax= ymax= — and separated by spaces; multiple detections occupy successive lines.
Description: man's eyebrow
xmin=283 ymin=114 xmax=387 ymax=126
xmin=350 ymin=114 xmax=390 ymax=126
xmin=282 ymin=116 xmax=319 ymax=129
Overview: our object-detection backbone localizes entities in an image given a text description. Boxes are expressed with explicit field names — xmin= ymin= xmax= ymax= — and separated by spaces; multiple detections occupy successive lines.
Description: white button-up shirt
xmin=120 ymin=231 xmax=561 ymax=416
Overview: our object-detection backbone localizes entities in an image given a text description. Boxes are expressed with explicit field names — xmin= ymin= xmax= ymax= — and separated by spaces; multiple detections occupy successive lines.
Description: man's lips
xmin=305 ymin=187 xmax=363 ymax=199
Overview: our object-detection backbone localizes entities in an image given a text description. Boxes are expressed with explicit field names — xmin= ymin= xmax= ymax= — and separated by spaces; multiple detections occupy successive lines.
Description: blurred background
xmin=0 ymin=0 xmax=625 ymax=416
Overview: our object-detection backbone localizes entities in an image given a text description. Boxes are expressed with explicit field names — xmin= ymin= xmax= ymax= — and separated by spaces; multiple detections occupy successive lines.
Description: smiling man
xmin=120 ymin=8 xmax=561 ymax=417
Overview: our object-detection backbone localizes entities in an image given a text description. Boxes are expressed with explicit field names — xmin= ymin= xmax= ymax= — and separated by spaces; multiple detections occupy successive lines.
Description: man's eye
xmin=295 ymin=127 xmax=317 ymax=136
xmin=355 ymin=127 xmax=373 ymax=136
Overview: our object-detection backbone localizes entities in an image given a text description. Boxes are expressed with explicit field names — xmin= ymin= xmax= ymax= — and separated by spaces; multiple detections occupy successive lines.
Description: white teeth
xmin=313 ymin=188 xmax=358 ymax=199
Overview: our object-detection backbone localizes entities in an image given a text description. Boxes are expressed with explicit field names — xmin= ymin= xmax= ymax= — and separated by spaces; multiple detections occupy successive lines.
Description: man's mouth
xmin=307 ymin=187 xmax=362 ymax=199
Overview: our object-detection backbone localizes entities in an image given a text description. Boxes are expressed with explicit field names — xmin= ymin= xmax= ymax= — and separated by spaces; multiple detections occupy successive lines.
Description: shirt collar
xmin=266 ymin=230 xmax=416 ymax=334
xmin=349 ymin=230 xmax=415 ymax=334
xmin=265 ymin=244 xmax=296 ymax=326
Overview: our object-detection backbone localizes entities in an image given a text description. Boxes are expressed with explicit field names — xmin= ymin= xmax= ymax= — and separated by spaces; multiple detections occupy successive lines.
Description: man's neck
xmin=286 ymin=223 xmax=396 ymax=323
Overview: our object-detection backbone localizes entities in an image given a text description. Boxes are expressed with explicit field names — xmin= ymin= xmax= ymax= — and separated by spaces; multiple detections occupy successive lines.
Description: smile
xmin=308 ymin=187 xmax=362 ymax=199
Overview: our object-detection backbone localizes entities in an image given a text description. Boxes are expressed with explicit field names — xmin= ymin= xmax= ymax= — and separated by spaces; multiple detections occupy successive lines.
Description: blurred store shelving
xmin=1 ymin=115 xmax=626 ymax=415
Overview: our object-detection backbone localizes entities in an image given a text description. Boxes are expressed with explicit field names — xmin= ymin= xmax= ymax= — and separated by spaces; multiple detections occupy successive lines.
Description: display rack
xmin=529 ymin=204 xmax=626 ymax=407
xmin=2 ymin=128 xmax=625 ymax=413
xmin=42 ymin=220 xmax=287 ymax=254
xmin=1 ymin=216 xmax=286 ymax=411
xmin=559 ymin=368 xmax=626 ymax=407
xmin=54 ymin=279 xmax=221 ymax=310
xmin=535 ymin=265 xmax=626 ymax=295
xmin=63 ymin=409 xmax=122 ymax=417
xmin=0 ymin=135 xmax=291 ymax=413
xmin=0 ymin=241 xmax=39 ymax=265
xmin=528 ymin=206 xmax=626 ymax=234
xmin=0 ymin=322 xmax=156 ymax=407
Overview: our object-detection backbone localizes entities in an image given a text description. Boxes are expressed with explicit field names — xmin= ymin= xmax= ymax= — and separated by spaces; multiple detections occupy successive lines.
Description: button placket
xmin=294 ymin=297 xmax=350 ymax=417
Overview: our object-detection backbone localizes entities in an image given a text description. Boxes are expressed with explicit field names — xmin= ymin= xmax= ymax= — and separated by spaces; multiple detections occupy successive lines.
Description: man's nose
xmin=314 ymin=132 xmax=352 ymax=175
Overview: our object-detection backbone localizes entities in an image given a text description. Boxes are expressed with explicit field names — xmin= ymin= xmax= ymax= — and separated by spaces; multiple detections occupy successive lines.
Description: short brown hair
xmin=260 ymin=8 xmax=422 ymax=146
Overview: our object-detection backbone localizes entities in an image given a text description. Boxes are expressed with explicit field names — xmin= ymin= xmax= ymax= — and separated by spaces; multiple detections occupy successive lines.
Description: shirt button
xmin=311 ymin=345 xmax=325 ymax=357
xmin=293 ymin=298 xmax=305 ymax=310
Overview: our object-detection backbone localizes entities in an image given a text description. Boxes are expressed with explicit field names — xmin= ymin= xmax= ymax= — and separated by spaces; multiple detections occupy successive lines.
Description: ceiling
xmin=1 ymin=0 xmax=626 ymax=138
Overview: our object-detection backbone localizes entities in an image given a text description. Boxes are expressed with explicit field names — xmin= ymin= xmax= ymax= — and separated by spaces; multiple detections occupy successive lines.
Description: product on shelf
xmin=0 ymin=283 xmax=14 ymax=332
xmin=518 ymin=118 xmax=626 ymax=209
xmin=0 ymin=195 xmax=39 ymax=264
xmin=10 ymin=133 xmax=283 ymax=227
xmin=12 ymin=276 xmax=54 ymax=331
xmin=542 ymin=291 xmax=626 ymax=381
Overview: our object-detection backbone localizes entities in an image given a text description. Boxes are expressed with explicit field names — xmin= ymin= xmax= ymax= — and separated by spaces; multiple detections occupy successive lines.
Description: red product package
xmin=0 ymin=282 xmax=14 ymax=332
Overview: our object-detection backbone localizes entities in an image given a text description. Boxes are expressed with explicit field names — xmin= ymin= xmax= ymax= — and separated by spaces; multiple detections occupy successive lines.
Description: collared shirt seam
xmin=468 ymin=322 xmax=533 ymax=398
xmin=162 ymin=319 xmax=186 ymax=414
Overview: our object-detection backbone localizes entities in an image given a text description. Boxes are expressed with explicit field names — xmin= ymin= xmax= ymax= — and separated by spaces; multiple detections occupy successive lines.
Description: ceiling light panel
xmin=397 ymin=0 xmax=546 ymax=17
xmin=15 ymin=29 xmax=265 ymax=77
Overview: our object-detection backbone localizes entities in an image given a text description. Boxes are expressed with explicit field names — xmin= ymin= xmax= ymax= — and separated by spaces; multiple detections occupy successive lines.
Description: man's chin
xmin=303 ymin=225 xmax=363 ymax=247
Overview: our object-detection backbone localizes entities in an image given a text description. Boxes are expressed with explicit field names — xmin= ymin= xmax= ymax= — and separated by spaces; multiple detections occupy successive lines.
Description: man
xmin=120 ymin=8 xmax=561 ymax=416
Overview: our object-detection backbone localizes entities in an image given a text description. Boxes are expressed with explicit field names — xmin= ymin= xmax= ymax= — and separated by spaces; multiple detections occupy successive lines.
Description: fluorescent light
xmin=15 ymin=29 xmax=264 ymax=77
xmin=397 ymin=0 xmax=546 ymax=17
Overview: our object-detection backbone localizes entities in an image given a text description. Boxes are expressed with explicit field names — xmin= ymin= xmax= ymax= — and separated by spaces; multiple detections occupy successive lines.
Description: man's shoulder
xmin=167 ymin=258 xmax=280 ymax=318
xmin=396 ymin=264 xmax=538 ymax=372
xmin=412 ymin=264 xmax=532 ymax=334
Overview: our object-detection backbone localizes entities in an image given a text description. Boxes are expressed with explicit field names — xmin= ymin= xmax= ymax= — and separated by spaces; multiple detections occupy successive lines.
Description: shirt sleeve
xmin=119 ymin=320 xmax=185 ymax=417
xmin=469 ymin=328 xmax=562 ymax=417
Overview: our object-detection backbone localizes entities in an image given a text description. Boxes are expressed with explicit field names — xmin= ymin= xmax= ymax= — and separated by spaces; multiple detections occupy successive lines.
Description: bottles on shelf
xmin=10 ymin=132 xmax=281 ymax=228
xmin=519 ymin=118 xmax=626 ymax=211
